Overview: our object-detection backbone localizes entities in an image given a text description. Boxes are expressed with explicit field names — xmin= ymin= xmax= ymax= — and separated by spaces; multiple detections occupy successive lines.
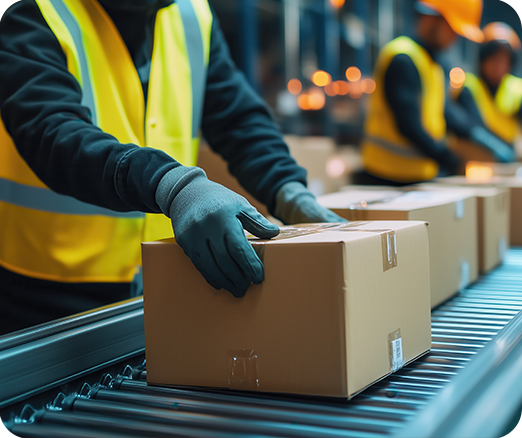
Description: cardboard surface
xmin=142 ymin=221 xmax=431 ymax=399
xmin=414 ymin=185 xmax=509 ymax=273
xmin=436 ymin=176 xmax=522 ymax=246
xmin=319 ymin=190 xmax=478 ymax=307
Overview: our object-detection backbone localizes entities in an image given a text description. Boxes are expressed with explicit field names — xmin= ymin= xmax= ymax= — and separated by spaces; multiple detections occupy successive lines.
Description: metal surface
xmin=4 ymin=249 xmax=522 ymax=437
xmin=0 ymin=298 xmax=145 ymax=409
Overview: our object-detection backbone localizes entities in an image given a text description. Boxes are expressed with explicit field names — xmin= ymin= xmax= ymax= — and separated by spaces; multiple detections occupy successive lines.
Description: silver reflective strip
xmin=0 ymin=177 xmax=144 ymax=218
xmin=177 ymin=0 xmax=206 ymax=138
xmin=48 ymin=0 xmax=97 ymax=125
xmin=364 ymin=135 xmax=424 ymax=158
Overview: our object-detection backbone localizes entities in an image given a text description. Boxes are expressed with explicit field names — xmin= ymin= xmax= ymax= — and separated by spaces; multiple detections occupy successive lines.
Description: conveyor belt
xmin=3 ymin=249 xmax=522 ymax=437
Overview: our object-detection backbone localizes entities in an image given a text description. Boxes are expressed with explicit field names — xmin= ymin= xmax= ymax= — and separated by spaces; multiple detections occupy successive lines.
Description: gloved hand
xmin=155 ymin=166 xmax=280 ymax=298
xmin=274 ymin=181 xmax=347 ymax=225
xmin=470 ymin=126 xmax=516 ymax=163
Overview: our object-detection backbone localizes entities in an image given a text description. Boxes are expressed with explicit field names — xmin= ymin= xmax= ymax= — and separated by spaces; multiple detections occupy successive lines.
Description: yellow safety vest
xmin=0 ymin=0 xmax=212 ymax=282
xmin=461 ymin=72 xmax=522 ymax=144
xmin=361 ymin=36 xmax=446 ymax=183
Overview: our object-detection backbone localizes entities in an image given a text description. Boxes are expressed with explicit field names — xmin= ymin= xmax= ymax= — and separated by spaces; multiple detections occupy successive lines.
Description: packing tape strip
xmin=388 ymin=328 xmax=404 ymax=373
xmin=248 ymin=223 xmax=398 ymax=272
xmin=227 ymin=349 xmax=259 ymax=390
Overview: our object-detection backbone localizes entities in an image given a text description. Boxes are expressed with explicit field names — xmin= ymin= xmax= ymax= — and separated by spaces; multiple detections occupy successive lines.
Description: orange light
xmin=336 ymin=81 xmax=350 ymax=95
xmin=308 ymin=89 xmax=326 ymax=110
xmin=287 ymin=78 xmax=302 ymax=95
xmin=297 ymin=94 xmax=311 ymax=111
xmin=329 ymin=0 xmax=345 ymax=8
xmin=450 ymin=67 xmax=466 ymax=89
xmin=349 ymin=81 xmax=363 ymax=99
xmin=345 ymin=66 xmax=362 ymax=82
xmin=311 ymin=70 xmax=332 ymax=87
xmin=465 ymin=164 xmax=493 ymax=182
xmin=361 ymin=78 xmax=376 ymax=94
xmin=324 ymin=81 xmax=340 ymax=97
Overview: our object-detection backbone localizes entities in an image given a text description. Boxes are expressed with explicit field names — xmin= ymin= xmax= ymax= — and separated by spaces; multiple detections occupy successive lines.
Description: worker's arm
xmin=384 ymin=54 xmax=461 ymax=173
xmin=200 ymin=14 xmax=344 ymax=223
xmin=451 ymin=87 xmax=516 ymax=162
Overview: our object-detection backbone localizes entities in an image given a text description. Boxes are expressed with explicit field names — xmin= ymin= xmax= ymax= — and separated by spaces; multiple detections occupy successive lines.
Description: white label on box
xmin=499 ymin=237 xmax=507 ymax=260
xmin=455 ymin=200 xmax=464 ymax=220
xmin=391 ymin=338 xmax=404 ymax=372
xmin=459 ymin=259 xmax=470 ymax=291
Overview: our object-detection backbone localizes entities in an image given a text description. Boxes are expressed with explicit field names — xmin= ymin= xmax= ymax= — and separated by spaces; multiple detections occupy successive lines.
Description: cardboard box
xmin=414 ymin=185 xmax=509 ymax=274
xmin=284 ymin=136 xmax=347 ymax=196
xmin=142 ymin=221 xmax=431 ymax=399
xmin=319 ymin=190 xmax=478 ymax=307
xmin=436 ymin=176 xmax=522 ymax=246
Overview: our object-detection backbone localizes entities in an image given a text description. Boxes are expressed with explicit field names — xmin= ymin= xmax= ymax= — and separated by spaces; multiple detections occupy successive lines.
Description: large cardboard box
xmin=142 ymin=221 xmax=431 ymax=399
xmin=436 ymin=176 xmax=522 ymax=246
xmin=414 ymin=185 xmax=509 ymax=273
xmin=319 ymin=190 xmax=478 ymax=307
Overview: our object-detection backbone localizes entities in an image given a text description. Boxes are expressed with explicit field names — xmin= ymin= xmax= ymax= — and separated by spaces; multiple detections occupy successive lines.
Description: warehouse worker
xmin=455 ymin=22 xmax=522 ymax=149
xmin=359 ymin=0 xmax=515 ymax=186
xmin=0 ymin=0 xmax=343 ymax=334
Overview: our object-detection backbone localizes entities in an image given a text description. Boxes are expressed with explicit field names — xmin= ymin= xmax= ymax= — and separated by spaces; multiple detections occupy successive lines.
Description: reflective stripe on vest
xmin=0 ymin=0 xmax=212 ymax=282
xmin=462 ymin=73 xmax=521 ymax=144
xmin=361 ymin=36 xmax=444 ymax=183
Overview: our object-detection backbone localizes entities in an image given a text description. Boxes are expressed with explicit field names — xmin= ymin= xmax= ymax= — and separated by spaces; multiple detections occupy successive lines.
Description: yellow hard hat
xmin=483 ymin=22 xmax=521 ymax=51
xmin=417 ymin=0 xmax=484 ymax=43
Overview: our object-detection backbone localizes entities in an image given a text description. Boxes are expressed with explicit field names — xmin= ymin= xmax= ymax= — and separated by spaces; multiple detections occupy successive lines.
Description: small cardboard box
xmin=436 ymin=176 xmax=522 ymax=246
xmin=319 ymin=190 xmax=478 ymax=307
xmin=142 ymin=221 xmax=431 ymax=399
xmin=413 ymin=185 xmax=509 ymax=273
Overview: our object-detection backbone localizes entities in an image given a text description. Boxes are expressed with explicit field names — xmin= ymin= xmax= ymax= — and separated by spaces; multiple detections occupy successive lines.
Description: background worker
xmin=0 ymin=0 xmax=343 ymax=335
xmin=358 ymin=0 xmax=515 ymax=186
xmin=455 ymin=22 xmax=522 ymax=150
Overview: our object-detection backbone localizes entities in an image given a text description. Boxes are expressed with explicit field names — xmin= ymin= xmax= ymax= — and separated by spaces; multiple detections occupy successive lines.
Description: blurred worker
xmin=359 ymin=0 xmax=515 ymax=186
xmin=455 ymin=22 xmax=522 ymax=149
xmin=0 ymin=0 xmax=343 ymax=334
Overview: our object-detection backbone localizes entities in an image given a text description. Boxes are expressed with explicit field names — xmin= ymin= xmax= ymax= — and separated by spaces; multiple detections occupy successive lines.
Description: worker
xmin=455 ymin=22 xmax=522 ymax=149
xmin=0 ymin=0 xmax=343 ymax=334
xmin=359 ymin=0 xmax=515 ymax=186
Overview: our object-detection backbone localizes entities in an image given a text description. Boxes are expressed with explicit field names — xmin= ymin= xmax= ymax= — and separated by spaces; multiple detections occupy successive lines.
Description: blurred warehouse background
xmin=208 ymin=0 xmax=521 ymax=145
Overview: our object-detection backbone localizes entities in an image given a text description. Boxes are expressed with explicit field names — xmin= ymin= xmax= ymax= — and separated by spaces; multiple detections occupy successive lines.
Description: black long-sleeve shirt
xmin=0 ymin=0 xmax=307 ymax=216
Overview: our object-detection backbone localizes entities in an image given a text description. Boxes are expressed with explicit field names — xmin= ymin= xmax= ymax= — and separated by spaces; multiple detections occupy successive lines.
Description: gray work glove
xmin=274 ymin=181 xmax=347 ymax=225
xmin=156 ymin=166 xmax=280 ymax=298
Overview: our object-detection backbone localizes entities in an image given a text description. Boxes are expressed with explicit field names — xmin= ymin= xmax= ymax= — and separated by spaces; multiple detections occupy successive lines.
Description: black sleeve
xmin=384 ymin=54 xmax=460 ymax=169
xmin=454 ymin=87 xmax=486 ymax=130
xmin=201 ymin=15 xmax=307 ymax=214
xmin=445 ymin=97 xmax=475 ymax=138
xmin=0 ymin=0 xmax=178 ymax=213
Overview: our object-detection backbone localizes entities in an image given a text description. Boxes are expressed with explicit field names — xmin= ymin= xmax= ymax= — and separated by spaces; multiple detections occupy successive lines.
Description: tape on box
xmin=248 ymin=223 xmax=397 ymax=272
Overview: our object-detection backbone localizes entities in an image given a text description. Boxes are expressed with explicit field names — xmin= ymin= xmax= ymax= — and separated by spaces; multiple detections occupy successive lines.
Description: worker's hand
xmin=156 ymin=167 xmax=280 ymax=298
xmin=470 ymin=126 xmax=516 ymax=163
xmin=274 ymin=182 xmax=347 ymax=225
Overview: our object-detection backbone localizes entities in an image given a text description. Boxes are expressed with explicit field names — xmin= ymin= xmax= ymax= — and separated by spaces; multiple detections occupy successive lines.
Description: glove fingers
xmin=209 ymin=236 xmax=251 ymax=297
xmin=225 ymin=219 xmax=265 ymax=285
xmin=238 ymin=209 xmax=279 ymax=240
xmin=186 ymin=249 xmax=223 ymax=291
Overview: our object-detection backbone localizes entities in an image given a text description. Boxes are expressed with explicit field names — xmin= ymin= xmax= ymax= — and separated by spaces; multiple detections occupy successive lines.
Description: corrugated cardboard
xmin=142 ymin=221 xmax=431 ymax=399
xmin=413 ymin=185 xmax=509 ymax=273
xmin=319 ymin=190 xmax=478 ymax=307
xmin=436 ymin=176 xmax=522 ymax=246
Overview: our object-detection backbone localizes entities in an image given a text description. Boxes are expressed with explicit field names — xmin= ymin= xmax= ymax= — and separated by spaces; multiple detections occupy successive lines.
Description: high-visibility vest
xmin=0 ymin=0 xmax=212 ymax=283
xmin=361 ymin=36 xmax=446 ymax=183
xmin=460 ymin=72 xmax=522 ymax=145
